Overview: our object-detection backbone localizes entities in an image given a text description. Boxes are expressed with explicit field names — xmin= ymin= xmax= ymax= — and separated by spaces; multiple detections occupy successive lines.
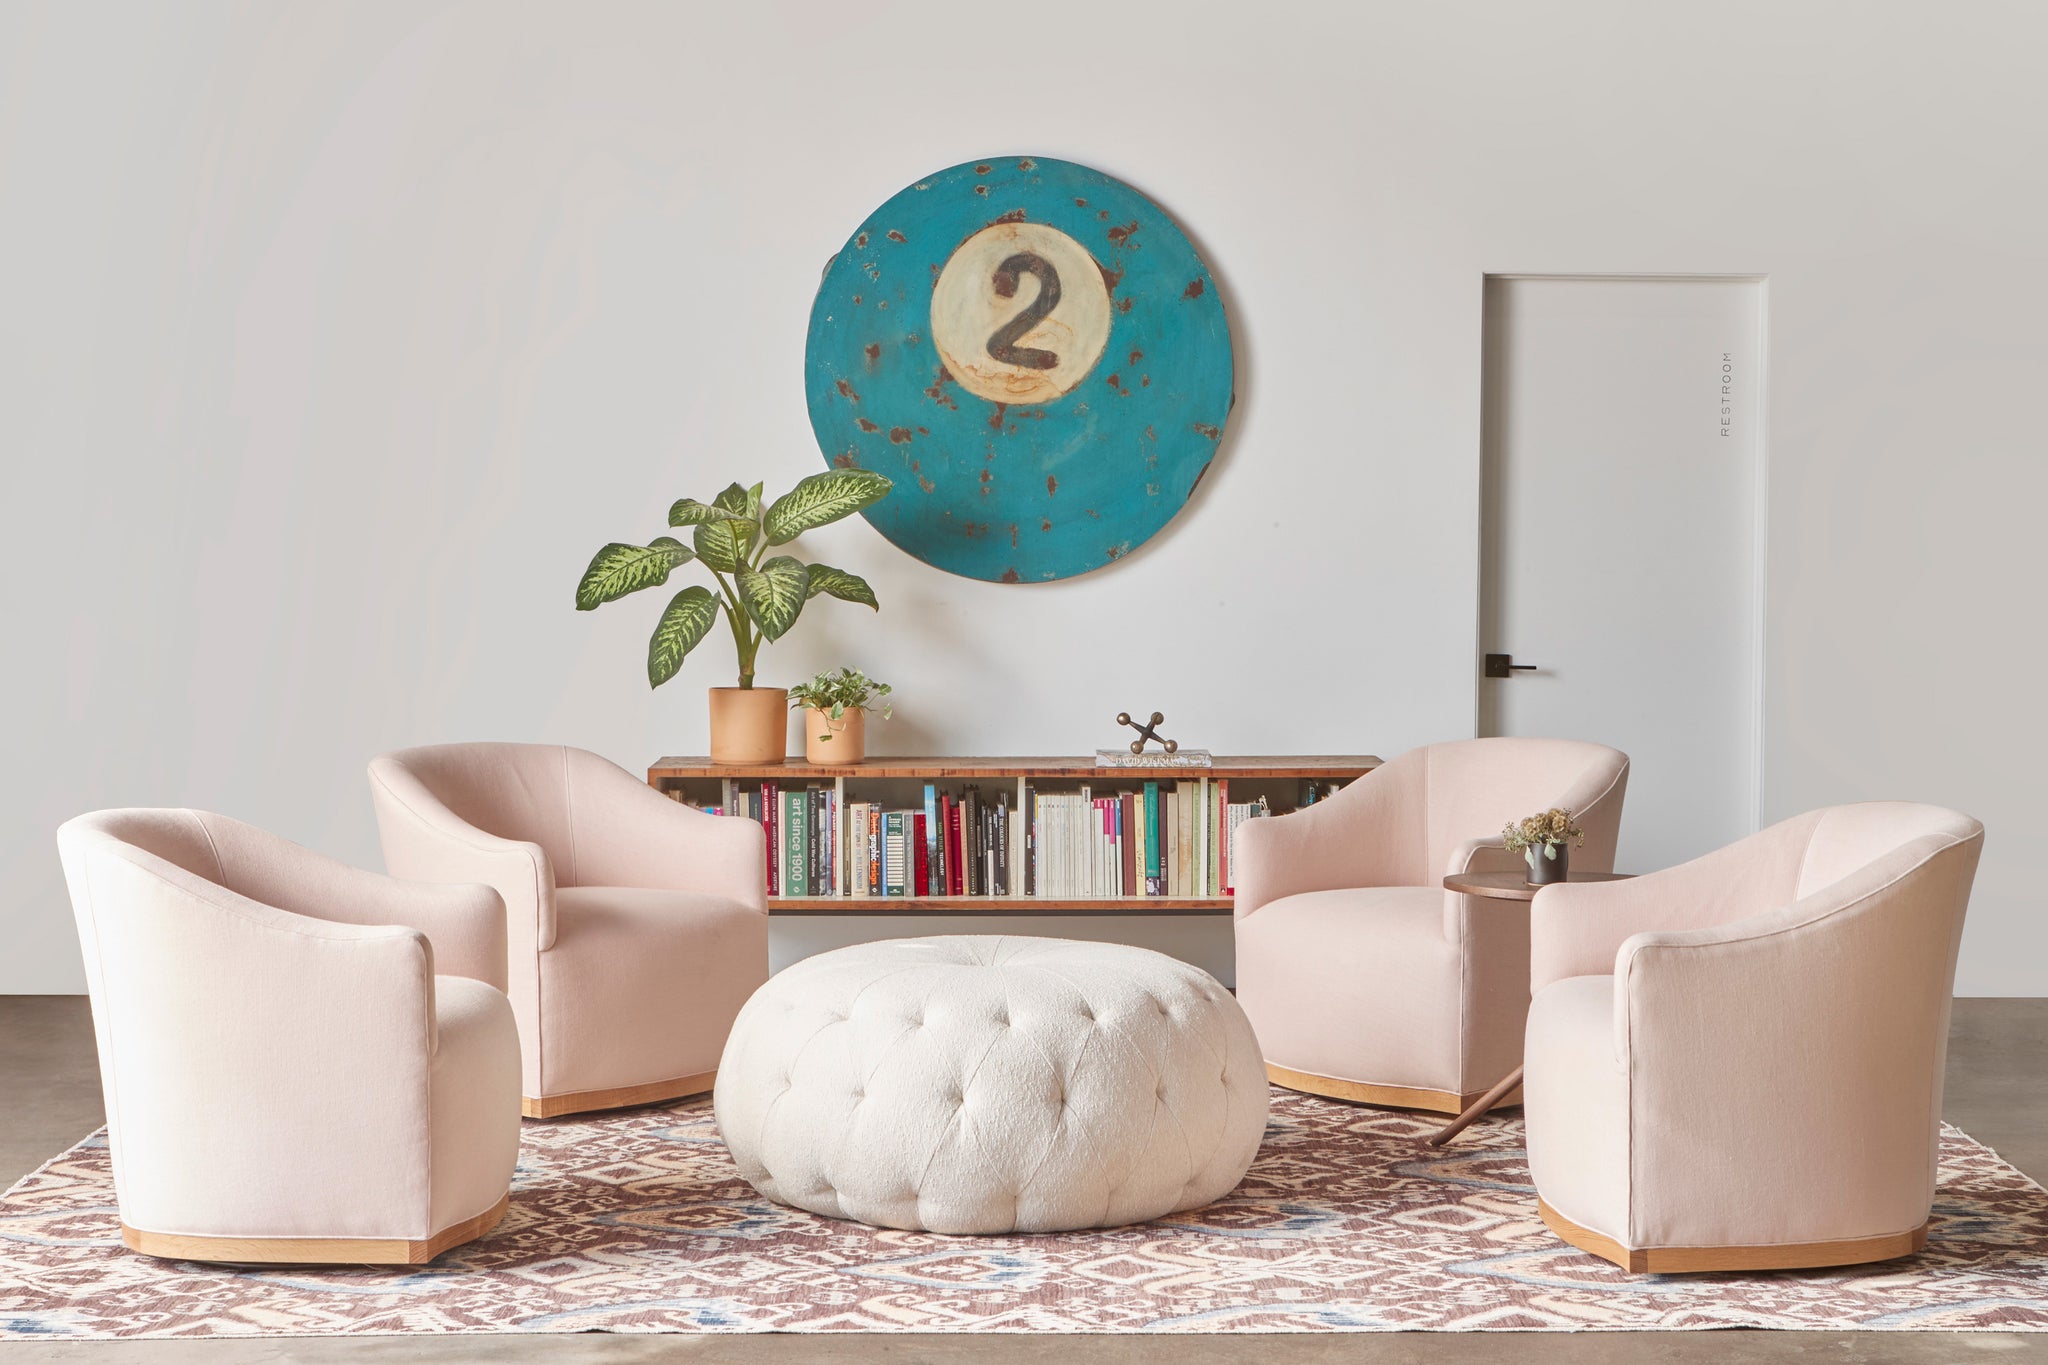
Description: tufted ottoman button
xmin=714 ymin=935 xmax=1268 ymax=1235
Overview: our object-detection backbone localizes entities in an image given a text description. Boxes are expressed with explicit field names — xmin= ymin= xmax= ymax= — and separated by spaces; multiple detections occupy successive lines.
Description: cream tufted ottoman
xmin=713 ymin=936 xmax=1268 ymax=1234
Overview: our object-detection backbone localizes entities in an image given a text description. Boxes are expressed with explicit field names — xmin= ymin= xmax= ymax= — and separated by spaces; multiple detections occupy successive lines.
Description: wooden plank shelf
xmin=649 ymin=754 xmax=1377 ymax=916
xmin=650 ymin=755 xmax=1380 ymax=781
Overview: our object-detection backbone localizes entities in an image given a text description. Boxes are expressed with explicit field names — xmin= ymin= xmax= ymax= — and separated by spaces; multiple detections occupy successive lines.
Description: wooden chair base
xmin=1265 ymin=1062 xmax=1523 ymax=1117
xmin=1537 ymin=1198 xmax=1931 ymax=1274
xmin=522 ymin=1068 xmax=717 ymax=1119
xmin=122 ymin=1193 xmax=508 ymax=1266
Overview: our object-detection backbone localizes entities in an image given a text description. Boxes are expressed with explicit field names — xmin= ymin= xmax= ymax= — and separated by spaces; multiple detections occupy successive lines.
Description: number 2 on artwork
xmin=986 ymin=252 xmax=1062 ymax=371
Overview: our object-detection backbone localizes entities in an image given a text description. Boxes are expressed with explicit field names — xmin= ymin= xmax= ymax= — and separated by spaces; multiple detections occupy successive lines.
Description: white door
xmin=1479 ymin=275 xmax=1765 ymax=873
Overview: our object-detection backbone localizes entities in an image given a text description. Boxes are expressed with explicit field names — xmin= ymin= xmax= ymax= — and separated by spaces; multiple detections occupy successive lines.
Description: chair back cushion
xmin=373 ymin=742 xmax=576 ymax=868
xmin=1420 ymin=737 xmax=1631 ymax=877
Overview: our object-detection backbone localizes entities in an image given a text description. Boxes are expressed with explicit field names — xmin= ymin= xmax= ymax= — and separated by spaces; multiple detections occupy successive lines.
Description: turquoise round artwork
xmin=804 ymin=157 xmax=1233 ymax=583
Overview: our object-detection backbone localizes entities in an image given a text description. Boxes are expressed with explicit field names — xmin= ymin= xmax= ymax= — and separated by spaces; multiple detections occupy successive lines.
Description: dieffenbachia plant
xmin=575 ymin=470 xmax=892 ymax=688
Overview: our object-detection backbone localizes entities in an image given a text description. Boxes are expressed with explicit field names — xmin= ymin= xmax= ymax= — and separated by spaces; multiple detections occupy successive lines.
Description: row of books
xmin=668 ymin=778 xmax=1281 ymax=900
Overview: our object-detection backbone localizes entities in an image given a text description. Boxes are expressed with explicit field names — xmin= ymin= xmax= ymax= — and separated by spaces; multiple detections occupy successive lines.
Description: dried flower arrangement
xmin=1502 ymin=807 xmax=1585 ymax=881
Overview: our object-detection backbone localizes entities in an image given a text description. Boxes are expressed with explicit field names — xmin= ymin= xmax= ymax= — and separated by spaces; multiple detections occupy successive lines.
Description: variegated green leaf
xmin=575 ymin=537 xmax=692 ymax=610
xmin=762 ymin=470 xmax=893 ymax=545
xmin=667 ymin=497 xmax=753 ymax=528
xmin=802 ymin=563 xmax=879 ymax=609
xmin=692 ymin=483 xmax=761 ymax=572
xmin=646 ymin=586 xmax=721 ymax=687
xmin=734 ymin=555 xmax=809 ymax=641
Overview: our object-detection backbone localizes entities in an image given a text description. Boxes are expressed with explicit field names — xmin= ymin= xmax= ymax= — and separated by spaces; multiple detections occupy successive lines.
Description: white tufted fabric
xmin=715 ymin=936 xmax=1269 ymax=1235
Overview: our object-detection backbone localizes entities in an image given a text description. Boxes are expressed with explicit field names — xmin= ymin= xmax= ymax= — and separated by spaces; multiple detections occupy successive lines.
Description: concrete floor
xmin=4 ymin=995 xmax=2045 ymax=1364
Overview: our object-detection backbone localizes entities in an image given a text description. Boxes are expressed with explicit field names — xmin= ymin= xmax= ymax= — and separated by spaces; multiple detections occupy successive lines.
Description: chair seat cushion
xmin=428 ymin=975 xmax=522 ymax=1231
xmin=1234 ymin=886 xmax=1461 ymax=1093
xmin=1523 ymin=974 xmax=1630 ymax=1243
xmin=537 ymin=886 xmax=768 ymax=1099
xmin=714 ymin=935 xmax=1268 ymax=1234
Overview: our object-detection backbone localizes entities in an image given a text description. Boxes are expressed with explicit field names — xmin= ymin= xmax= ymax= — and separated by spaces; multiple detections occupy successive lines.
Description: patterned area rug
xmin=4 ymin=1092 xmax=2048 ymax=1337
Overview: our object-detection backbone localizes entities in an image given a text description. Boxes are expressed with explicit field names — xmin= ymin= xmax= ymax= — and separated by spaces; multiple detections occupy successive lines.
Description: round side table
xmin=1425 ymin=870 xmax=1632 ymax=1147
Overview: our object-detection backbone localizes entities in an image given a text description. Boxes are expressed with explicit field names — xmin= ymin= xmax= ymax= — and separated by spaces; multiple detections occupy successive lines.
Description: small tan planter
xmin=708 ymin=687 xmax=789 ymax=765
xmin=803 ymin=706 xmax=866 ymax=765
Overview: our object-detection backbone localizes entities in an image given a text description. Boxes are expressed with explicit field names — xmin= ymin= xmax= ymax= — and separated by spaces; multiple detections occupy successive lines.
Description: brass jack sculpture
xmin=1115 ymin=711 xmax=1178 ymax=756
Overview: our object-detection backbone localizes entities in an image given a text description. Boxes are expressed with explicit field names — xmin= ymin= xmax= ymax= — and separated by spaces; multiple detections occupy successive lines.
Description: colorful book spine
xmin=807 ymin=788 xmax=822 ymax=896
xmin=826 ymin=787 xmax=839 ymax=896
xmin=922 ymin=784 xmax=939 ymax=896
xmin=761 ymin=783 xmax=778 ymax=897
xmin=1215 ymin=779 xmax=1229 ymax=899
xmin=1121 ymin=794 xmax=1137 ymax=898
xmin=993 ymin=796 xmax=1009 ymax=896
xmin=947 ymin=797 xmax=964 ymax=896
xmin=964 ymin=788 xmax=981 ymax=896
xmin=885 ymin=811 xmax=908 ymax=897
xmin=782 ymin=789 xmax=808 ymax=897
xmin=867 ymin=805 xmax=883 ymax=897
xmin=1143 ymin=782 xmax=1162 ymax=896
xmin=1024 ymin=787 xmax=1037 ymax=896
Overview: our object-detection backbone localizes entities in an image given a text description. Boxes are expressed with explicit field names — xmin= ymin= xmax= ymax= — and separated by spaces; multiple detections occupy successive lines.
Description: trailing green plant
xmin=575 ymin=471 xmax=892 ymax=689
xmin=788 ymin=668 xmax=893 ymax=724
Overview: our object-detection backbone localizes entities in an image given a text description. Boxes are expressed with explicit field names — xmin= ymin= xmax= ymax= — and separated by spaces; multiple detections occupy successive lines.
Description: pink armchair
xmin=1524 ymin=802 xmax=1984 ymax=1272
xmin=56 ymin=809 xmax=520 ymax=1264
xmin=368 ymin=743 xmax=768 ymax=1118
xmin=1234 ymin=737 xmax=1629 ymax=1113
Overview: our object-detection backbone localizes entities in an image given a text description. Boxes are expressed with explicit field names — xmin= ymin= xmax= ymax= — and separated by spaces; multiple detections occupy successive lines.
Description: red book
xmin=912 ymin=813 xmax=930 ymax=896
xmin=760 ymin=782 xmax=777 ymax=897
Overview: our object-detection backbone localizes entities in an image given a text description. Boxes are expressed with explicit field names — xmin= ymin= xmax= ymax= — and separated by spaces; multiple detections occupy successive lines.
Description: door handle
xmin=1483 ymin=653 xmax=1540 ymax=678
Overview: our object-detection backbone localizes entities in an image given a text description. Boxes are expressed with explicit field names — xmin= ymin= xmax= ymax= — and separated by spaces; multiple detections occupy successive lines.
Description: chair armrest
xmin=1608 ymin=833 xmax=1981 ymax=1193
xmin=1232 ymin=764 xmax=1415 ymax=919
xmin=1446 ymin=837 xmax=1522 ymax=878
xmin=368 ymin=759 xmax=559 ymax=951
xmin=564 ymin=754 xmax=767 ymax=911
xmin=328 ymin=880 xmax=508 ymax=991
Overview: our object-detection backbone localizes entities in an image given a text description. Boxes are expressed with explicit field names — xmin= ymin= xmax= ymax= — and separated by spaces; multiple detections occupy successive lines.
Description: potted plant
xmin=1502 ymin=807 xmax=1585 ymax=886
xmin=788 ymin=668 xmax=892 ymax=765
xmin=575 ymin=471 xmax=892 ymax=764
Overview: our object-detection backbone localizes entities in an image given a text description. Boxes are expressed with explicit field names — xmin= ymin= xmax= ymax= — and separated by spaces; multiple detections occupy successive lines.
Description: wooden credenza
xmin=647 ymin=755 xmax=1380 ymax=916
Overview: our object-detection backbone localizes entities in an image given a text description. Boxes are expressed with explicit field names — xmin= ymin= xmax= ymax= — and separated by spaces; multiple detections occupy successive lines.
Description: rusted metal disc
xmin=805 ymin=157 xmax=1234 ymax=583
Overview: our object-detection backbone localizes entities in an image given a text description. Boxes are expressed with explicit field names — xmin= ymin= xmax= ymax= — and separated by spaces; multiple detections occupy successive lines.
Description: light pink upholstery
xmin=1234 ymin=738 xmax=1630 ymax=1102
xmin=368 ymin=743 xmax=768 ymax=1109
xmin=56 ymin=809 xmax=520 ymax=1248
xmin=1524 ymin=803 xmax=1984 ymax=1259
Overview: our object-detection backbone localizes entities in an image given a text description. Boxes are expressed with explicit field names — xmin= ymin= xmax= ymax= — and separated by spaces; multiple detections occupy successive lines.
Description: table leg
xmin=1425 ymin=1066 xmax=1525 ymax=1147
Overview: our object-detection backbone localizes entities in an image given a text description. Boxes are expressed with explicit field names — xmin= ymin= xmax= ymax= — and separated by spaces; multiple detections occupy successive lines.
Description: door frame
xmin=1474 ymin=271 xmax=1771 ymax=837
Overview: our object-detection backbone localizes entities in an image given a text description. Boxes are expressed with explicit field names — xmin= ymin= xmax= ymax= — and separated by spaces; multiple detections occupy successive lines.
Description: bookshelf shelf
xmin=647 ymin=754 xmax=1380 ymax=916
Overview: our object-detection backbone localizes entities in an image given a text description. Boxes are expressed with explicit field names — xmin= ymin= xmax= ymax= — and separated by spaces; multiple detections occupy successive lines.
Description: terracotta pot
xmin=708 ymin=687 xmax=789 ymax=765
xmin=803 ymin=706 xmax=866 ymax=765
xmin=1525 ymin=842 xmax=1569 ymax=886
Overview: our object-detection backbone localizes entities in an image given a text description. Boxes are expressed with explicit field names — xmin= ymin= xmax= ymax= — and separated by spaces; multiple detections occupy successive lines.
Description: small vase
xmin=1526 ymin=842 xmax=1569 ymax=886
xmin=708 ymin=687 xmax=789 ymax=765
xmin=803 ymin=706 xmax=865 ymax=765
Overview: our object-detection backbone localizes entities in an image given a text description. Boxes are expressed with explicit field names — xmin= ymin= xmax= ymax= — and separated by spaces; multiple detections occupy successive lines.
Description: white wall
xmin=3 ymin=0 xmax=2043 ymax=994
